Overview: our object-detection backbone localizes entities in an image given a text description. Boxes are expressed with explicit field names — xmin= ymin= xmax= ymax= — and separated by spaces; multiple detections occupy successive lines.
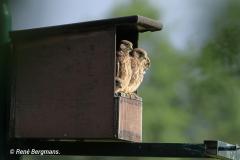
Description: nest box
xmin=9 ymin=15 xmax=162 ymax=142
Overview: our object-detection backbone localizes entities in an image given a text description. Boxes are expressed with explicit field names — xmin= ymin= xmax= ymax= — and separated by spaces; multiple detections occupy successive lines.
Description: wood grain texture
xmin=115 ymin=96 xmax=142 ymax=142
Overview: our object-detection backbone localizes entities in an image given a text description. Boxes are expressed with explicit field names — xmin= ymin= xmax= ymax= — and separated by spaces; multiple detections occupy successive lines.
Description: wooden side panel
xmin=116 ymin=96 xmax=142 ymax=142
xmin=12 ymin=28 xmax=116 ymax=139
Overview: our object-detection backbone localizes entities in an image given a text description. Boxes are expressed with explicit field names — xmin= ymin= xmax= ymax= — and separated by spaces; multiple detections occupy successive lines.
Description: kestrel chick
xmin=127 ymin=48 xmax=150 ymax=97
xmin=115 ymin=40 xmax=133 ymax=94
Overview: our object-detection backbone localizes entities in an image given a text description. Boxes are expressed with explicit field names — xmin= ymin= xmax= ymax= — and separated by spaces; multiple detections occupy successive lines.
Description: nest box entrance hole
xmin=115 ymin=27 xmax=139 ymax=95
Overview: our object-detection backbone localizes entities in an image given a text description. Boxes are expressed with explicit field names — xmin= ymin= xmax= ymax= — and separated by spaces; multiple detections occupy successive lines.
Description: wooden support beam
xmin=8 ymin=140 xmax=240 ymax=159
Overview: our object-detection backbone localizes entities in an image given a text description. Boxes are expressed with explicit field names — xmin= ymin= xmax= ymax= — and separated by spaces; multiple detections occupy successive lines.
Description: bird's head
xmin=131 ymin=48 xmax=147 ymax=58
xmin=120 ymin=40 xmax=133 ymax=52
xmin=131 ymin=48 xmax=150 ymax=69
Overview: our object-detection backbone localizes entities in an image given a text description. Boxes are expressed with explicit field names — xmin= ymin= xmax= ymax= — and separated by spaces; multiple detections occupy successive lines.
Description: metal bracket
xmin=205 ymin=140 xmax=240 ymax=160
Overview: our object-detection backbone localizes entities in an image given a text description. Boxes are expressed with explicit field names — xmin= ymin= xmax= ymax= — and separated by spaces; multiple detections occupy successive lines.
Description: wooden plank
xmin=8 ymin=140 xmax=239 ymax=159
xmin=8 ymin=140 xmax=208 ymax=158
xmin=11 ymin=27 xmax=116 ymax=139
xmin=10 ymin=15 xmax=162 ymax=41
xmin=115 ymin=96 xmax=142 ymax=142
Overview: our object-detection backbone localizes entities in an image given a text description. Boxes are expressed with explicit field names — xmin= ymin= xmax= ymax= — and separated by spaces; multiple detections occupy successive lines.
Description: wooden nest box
xmin=9 ymin=15 xmax=162 ymax=142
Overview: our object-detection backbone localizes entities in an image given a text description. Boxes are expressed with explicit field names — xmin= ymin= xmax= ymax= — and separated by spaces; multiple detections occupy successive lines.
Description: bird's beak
xmin=130 ymin=45 xmax=133 ymax=50
xmin=146 ymin=59 xmax=150 ymax=68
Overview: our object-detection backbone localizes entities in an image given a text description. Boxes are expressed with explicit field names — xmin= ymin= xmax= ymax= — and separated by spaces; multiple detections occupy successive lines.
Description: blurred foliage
xmin=111 ymin=0 xmax=160 ymax=19
xmin=23 ymin=0 xmax=240 ymax=160
xmin=187 ymin=0 xmax=240 ymax=143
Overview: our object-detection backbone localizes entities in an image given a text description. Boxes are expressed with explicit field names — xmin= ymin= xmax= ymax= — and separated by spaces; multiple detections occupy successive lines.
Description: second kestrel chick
xmin=127 ymin=48 xmax=150 ymax=97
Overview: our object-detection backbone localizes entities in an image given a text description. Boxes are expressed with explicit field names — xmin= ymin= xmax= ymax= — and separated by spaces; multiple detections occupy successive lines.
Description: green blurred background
xmin=2 ymin=0 xmax=240 ymax=159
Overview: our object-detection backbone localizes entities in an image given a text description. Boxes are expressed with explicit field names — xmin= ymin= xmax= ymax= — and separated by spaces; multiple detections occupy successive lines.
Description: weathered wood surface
xmin=12 ymin=28 xmax=115 ymax=139
xmin=116 ymin=96 xmax=142 ymax=142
